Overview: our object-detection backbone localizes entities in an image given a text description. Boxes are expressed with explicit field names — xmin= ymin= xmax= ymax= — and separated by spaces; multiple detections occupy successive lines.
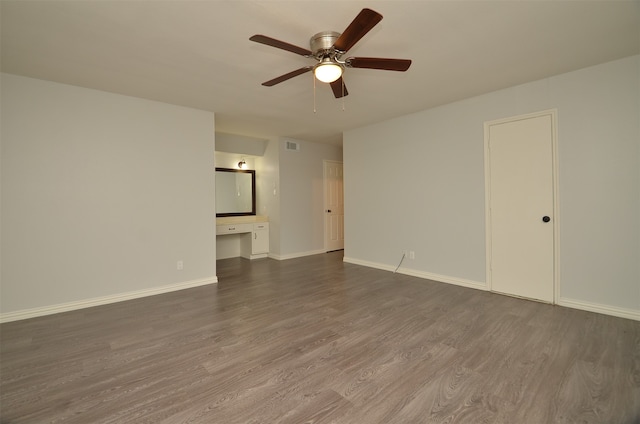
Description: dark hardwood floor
xmin=1 ymin=252 xmax=639 ymax=423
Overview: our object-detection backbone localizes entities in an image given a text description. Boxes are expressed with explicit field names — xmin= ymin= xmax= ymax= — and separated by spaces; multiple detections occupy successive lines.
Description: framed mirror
xmin=215 ymin=167 xmax=256 ymax=217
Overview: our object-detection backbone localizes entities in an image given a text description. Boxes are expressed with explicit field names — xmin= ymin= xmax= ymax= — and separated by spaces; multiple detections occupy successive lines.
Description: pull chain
xmin=341 ymin=76 xmax=345 ymax=111
xmin=313 ymin=73 xmax=317 ymax=113
xmin=312 ymin=74 xmax=347 ymax=113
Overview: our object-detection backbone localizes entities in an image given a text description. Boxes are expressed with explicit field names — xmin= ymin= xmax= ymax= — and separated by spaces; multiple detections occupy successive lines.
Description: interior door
xmin=485 ymin=111 xmax=556 ymax=303
xmin=324 ymin=160 xmax=344 ymax=252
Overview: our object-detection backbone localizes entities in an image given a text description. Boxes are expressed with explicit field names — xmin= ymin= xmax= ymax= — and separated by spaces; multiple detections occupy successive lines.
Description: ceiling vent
xmin=285 ymin=141 xmax=300 ymax=151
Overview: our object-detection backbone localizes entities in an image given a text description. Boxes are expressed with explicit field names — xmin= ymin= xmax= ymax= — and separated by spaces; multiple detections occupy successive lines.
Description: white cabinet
xmin=216 ymin=218 xmax=269 ymax=260
xmin=240 ymin=222 xmax=269 ymax=259
xmin=252 ymin=223 xmax=269 ymax=255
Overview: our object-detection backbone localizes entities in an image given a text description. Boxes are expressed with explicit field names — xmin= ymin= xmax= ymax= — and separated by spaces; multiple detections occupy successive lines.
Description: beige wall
xmin=344 ymin=55 xmax=640 ymax=320
xmin=1 ymin=74 xmax=216 ymax=319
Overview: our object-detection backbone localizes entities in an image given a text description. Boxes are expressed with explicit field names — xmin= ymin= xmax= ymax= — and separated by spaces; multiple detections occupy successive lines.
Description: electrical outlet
xmin=409 ymin=251 xmax=415 ymax=260
xmin=177 ymin=260 xmax=184 ymax=270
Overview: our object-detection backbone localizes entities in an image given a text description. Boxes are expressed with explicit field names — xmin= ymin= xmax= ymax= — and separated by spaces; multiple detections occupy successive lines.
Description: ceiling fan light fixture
xmin=314 ymin=61 xmax=343 ymax=83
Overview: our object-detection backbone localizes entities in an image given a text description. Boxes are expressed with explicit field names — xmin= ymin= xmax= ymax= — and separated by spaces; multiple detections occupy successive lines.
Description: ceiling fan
xmin=249 ymin=8 xmax=412 ymax=98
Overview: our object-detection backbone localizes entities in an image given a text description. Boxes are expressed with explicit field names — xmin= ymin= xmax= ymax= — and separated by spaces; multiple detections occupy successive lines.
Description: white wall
xmin=344 ymin=55 xmax=639 ymax=319
xmin=256 ymin=137 xmax=280 ymax=252
xmin=1 ymin=74 xmax=216 ymax=320
xmin=274 ymin=138 xmax=342 ymax=259
xmin=215 ymin=133 xmax=267 ymax=156
xmin=214 ymin=151 xmax=256 ymax=170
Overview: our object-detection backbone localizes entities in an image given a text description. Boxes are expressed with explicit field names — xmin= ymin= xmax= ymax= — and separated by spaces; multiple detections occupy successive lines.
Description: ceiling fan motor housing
xmin=310 ymin=31 xmax=342 ymax=58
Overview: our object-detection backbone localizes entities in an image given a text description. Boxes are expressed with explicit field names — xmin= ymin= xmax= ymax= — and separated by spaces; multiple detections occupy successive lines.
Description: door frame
xmin=483 ymin=109 xmax=560 ymax=303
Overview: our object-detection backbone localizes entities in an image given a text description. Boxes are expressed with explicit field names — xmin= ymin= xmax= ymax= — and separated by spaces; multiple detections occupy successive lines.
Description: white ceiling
xmin=2 ymin=0 xmax=639 ymax=146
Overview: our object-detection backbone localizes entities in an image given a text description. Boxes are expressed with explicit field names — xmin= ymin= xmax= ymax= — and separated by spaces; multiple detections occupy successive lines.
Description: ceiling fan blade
xmin=333 ymin=8 xmax=383 ymax=53
xmin=262 ymin=66 xmax=313 ymax=86
xmin=330 ymin=77 xmax=349 ymax=98
xmin=347 ymin=57 xmax=412 ymax=71
xmin=250 ymin=35 xmax=312 ymax=56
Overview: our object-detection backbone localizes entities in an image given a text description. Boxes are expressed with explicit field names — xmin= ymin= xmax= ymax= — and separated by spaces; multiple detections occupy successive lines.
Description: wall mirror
xmin=215 ymin=167 xmax=256 ymax=217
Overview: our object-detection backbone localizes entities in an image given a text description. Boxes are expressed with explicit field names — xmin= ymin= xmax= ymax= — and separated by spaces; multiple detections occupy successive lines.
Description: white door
xmin=485 ymin=111 xmax=557 ymax=303
xmin=324 ymin=161 xmax=344 ymax=252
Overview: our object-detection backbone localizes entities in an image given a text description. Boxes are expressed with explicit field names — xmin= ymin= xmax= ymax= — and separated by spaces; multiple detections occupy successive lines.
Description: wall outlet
xmin=177 ymin=260 xmax=184 ymax=270
xmin=409 ymin=251 xmax=415 ymax=260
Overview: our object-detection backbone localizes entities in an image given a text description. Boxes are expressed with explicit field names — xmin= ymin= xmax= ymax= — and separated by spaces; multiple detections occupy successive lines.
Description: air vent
xmin=285 ymin=141 xmax=300 ymax=151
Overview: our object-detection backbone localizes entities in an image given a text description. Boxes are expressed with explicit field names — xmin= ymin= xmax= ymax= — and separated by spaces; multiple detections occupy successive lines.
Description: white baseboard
xmin=558 ymin=297 xmax=640 ymax=321
xmin=343 ymin=256 xmax=640 ymax=321
xmin=270 ymin=249 xmax=326 ymax=261
xmin=0 ymin=276 xmax=218 ymax=323
xmin=343 ymin=256 xmax=487 ymax=291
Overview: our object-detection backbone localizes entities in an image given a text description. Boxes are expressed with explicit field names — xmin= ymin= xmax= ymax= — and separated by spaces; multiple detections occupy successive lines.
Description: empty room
xmin=1 ymin=1 xmax=639 ymax=423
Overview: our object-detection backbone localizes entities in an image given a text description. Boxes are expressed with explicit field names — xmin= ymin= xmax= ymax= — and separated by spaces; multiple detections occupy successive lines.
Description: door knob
xmin=326 ymin=209 xmax=332 ymax=213
xmin=542 ymin=216 xmax=551 ymax=223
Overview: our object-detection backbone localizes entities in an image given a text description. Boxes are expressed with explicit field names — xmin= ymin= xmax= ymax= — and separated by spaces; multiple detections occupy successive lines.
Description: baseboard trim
xmin=270 ymin=249 xmax=326 ymax=261
xmin=343 ymin=257 xmax=640 ymax=321
xmin=343 ymin=256 xmax=487 ymax=291
xmin=0 ymin=277 xmax=218 ymax=323
xmin=558 ymin=297 xmax=640 ymax=321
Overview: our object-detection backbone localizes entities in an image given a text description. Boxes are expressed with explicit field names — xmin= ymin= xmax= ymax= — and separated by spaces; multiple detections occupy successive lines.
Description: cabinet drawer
xmin=216 ymin=223 xmax=253 ymax=235
xmin=254 ymin=223 xmax=269 ymax=231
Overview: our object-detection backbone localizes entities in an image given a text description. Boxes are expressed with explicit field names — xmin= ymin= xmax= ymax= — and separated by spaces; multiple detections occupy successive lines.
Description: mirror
xmin=215 ymin=167 xmax=256 ymax=217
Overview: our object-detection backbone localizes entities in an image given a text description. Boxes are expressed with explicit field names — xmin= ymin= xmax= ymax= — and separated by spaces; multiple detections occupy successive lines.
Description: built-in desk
xmin=216 ymin=216 xmax=269 ymax=260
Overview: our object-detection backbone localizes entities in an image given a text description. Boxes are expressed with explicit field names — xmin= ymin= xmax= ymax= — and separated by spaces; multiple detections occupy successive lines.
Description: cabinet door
xmin=252 ymin=224 xmax=269 ymax=254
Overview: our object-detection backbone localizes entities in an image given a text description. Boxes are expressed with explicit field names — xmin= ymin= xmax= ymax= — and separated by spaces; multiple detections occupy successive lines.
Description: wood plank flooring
xmin=1 ymin=252 xmax=639 ymax=423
